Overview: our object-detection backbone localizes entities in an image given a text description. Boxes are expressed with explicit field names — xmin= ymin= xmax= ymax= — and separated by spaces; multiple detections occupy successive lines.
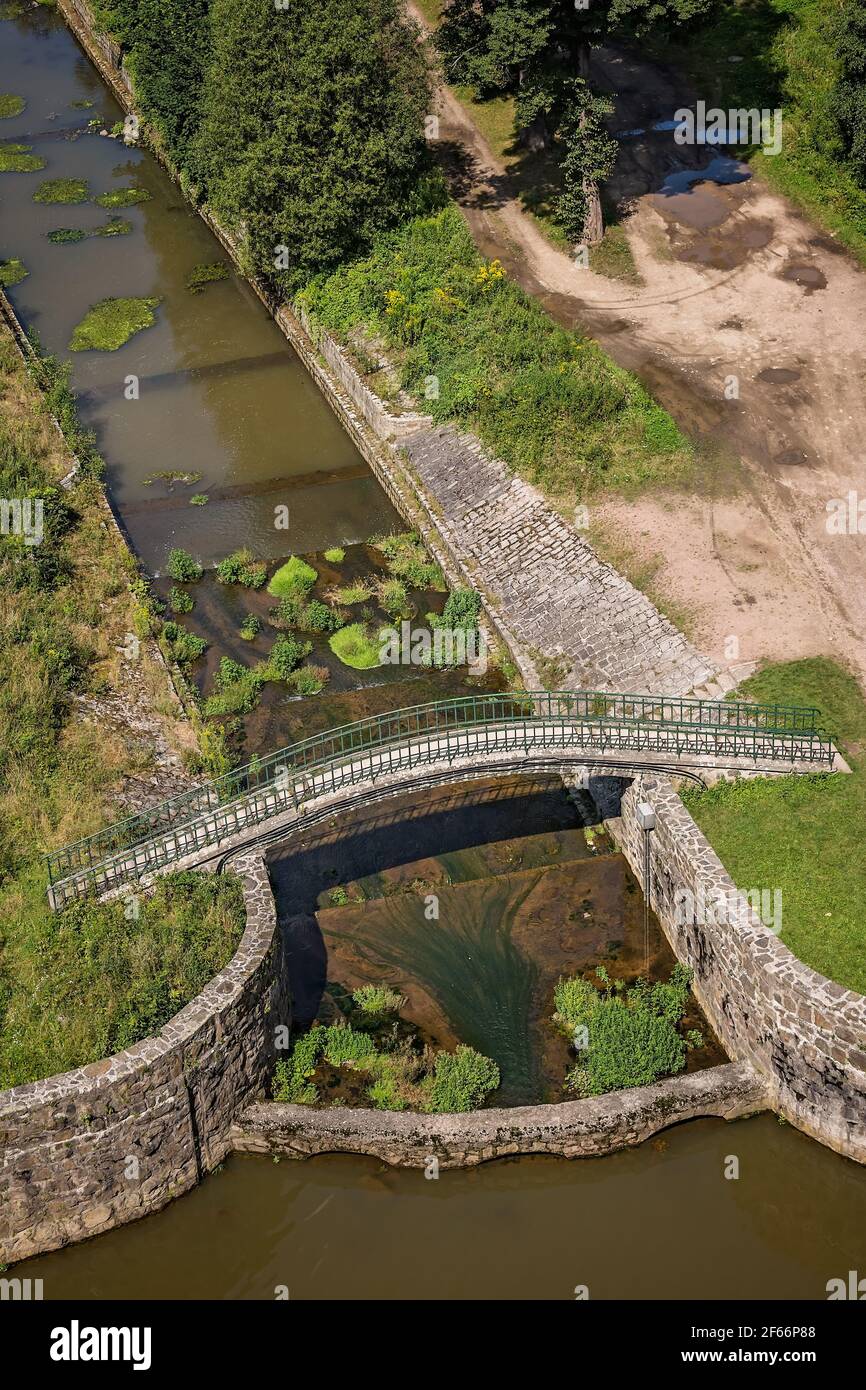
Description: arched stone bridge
xmin=46 ymin=689 xmax=843 ymax=910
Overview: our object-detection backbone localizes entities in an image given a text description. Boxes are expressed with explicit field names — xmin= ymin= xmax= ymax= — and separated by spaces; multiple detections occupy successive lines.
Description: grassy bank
xmin=0 ymin=322 xmax=243 ymax=1088
xmin=682 ymin=659 xmax=866 ymax=995
xmin=299 ymin=204 xmax=691 ymax=510
xmin=650 ymin=0 xmax=866 ymax=266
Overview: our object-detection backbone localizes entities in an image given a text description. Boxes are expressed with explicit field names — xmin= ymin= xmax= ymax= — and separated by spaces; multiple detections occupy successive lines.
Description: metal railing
xmin=44 ymin=690 xmax=835 ymax=908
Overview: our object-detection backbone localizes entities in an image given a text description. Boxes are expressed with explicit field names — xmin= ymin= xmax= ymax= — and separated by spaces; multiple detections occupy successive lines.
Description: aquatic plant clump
xmin=370 ymin=530 xmax=446 ymax=590
xmin=68 ymin=296 xmax=160 ymax=351
xmin=95 ymin=185 xmax=151 ymax=208
xmin=0 ymin=93 xmax=25 ymax=119
xmin=267 ymin=555 xmax=318 ymax=598
xmin=285 ymin=663 xmax=330 ymax=695
xmin=328 ymin=621 xmax=381 ymax=669
xmin=215 ymin=547 xmax=267 ymax=589
xmin=33 ymin=177 xmax=89 ymax=203
xmin=166 ymin=548 xmax=203 ymax=583
xmin=0 ymin=257 xmax=28 ymax=287
xmin=93 ymin=217 xmax=133 ymax=238
xmin=554 ymin=964 xmax=694 ymax=1097
xmin=0 ymin=142 xmax=45 ymax=173
xmin=168 ymin=585 xmax=194 ymax=615
xmin=352 ymin=983 xmax=406 ymax=1019
xmin=323 ymin=546 xmax=345 ymax=564
xmin=239 ymin=613 xmax=261 ymax=641
xmin=186 ymin=261 xmax=230 ymax=292
xmin=47 ymin=227 xmax=87 ymax=244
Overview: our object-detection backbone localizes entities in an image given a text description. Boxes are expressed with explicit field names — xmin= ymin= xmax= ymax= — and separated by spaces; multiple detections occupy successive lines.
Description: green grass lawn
xmin=681 ymin=658 xmax=866 ymax=995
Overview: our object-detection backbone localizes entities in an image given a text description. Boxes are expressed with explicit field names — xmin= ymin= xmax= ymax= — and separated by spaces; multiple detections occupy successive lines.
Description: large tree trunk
xmin=582 ymin=176 xmax=604 ymax=244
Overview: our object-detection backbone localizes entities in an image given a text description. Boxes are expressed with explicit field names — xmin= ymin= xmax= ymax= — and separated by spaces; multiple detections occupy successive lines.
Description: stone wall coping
xmin=231 ymin=1061 xmax=767 ymax=1164
xmin=0 ymin=854 xmax=274 ymax=1119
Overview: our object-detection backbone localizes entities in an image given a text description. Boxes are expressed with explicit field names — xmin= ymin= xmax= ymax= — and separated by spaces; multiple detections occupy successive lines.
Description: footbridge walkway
xmin=45 ymin=690 xmax=842 ymax=910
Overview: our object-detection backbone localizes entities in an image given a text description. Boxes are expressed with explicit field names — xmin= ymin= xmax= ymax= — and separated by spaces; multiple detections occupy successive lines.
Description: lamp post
xmin=635 ymin=801 xmax=656 ymax=976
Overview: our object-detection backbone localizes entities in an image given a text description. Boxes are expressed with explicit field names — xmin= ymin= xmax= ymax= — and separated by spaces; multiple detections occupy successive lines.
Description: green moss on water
xmin=33 ymin=177 xmax=89 ymax=203
xmin=0 ymin=258 xmax=28 ymax=287
xmin=68 ymin=297 xmax=160 ymax=352
xmin=0 ymin=143 xmax=45 ymax=173
xmin=186 ymin=261 xmax=229 ymax=293
xmin=0 ymin=94 xmax=25 ymax=120
xmin=47 ymin=227 xmax=87 ymax=244
xmin=93 ymin=217 xmax=133 ymax=237
xmin=95 ymin=186 xmax=150 ymax=208
xmin=329 ymin=622 xmax=381 ymax=670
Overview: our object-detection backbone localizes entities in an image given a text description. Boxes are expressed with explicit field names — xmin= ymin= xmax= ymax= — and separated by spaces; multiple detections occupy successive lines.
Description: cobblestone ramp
xmin=403 ymin=425 xmax=721 ymax=696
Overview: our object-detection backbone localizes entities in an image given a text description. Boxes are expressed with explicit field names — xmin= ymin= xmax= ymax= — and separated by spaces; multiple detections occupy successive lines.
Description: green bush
xmin=239 ymin=613 xmax=261 ymax=640
xmin=322 ymin=1023 xmax=378 ymax=1068
xmin=266 ymin=634 xmax=312 ymax=678
xmin=424 ymin=1045 xmax=500 ymax=1113
xmin=168 ymin=585 xmax=193 ymax=614
xmin=267 ymin=555 xmax=318 ymax=598
xmin=215 ymin=547 xmax=267 ymax=589
xmin=166 ymin=548 xmax=203 ymax=583
xmin=352 ymin=982 xmax=405 ymax=1018
xmin=162 ymin=621 xmax=206 ymax=666
xmin=370 ymin=531 xmax=445 ymax=589
xmin=272 ymin=1029 xmax=325 ymax=1104
xmin=297 ymin=599 xmax=342 ymax=633
xmin=285 ymin=663 xmax=330 ymax=695
xmin=441 ymin=587 xmax=481 ymax=632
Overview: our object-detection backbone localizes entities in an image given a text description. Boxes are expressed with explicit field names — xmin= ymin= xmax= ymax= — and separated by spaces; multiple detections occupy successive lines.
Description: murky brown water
xmin=19 ymin=1115 xmax=866 ymax=1299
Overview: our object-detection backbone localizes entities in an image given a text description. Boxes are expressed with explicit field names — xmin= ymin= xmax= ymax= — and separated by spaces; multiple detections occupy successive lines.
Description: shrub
xmin=215 ymin=547 xmax=267 ymax=589
xmin=239 ymin=613 xmax=261 ymax=640
xmin=166 ymin=548 xmax=203 ymax=583
xmin=329 ymin=622 xmax=381 ymax=669
xmin=272 ymin=1029 xmax=325 ymax=1104
xmin=161 ymin=621 xmax=207 ymax=666
xmin=331 ymin=580 xmax=373 ymax=605
xmin=377 ymin=576 xmax=411 ymax=619
xmin=285 ymin=663 xmax=330 ymax=695
xmin=168 ymin=585 xmax=193 ymax=614
xmin=352 ymin=983 xmax=405 ymax=1018
xmin=370 ymin=531 xmax=445 ymax=589
xmin=266 ymin=634 xmax=312 ymax=678
xmin=267 ymin=555 xmax=318 ymax=598
xmin=424 ymin=1045 xmax=500 ymax=1113
xmin=322 ymin=1023 xmax=377 ymax=1068
xmin=441 ymin=587 xmax=481 ymax=632
xmin=214 ymin=656 xmax=247 ymax=690
xmin=297 ymin=599 xmax=342 ymax=633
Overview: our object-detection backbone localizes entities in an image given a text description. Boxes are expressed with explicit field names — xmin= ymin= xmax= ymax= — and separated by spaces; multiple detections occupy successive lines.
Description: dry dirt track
xmin=409 ymin=6 xmax=866 ymax=689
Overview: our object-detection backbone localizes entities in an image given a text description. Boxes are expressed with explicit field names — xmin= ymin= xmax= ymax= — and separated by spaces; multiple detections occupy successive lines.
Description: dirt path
xmin=411 ymin=5 xmax=866 ymax=689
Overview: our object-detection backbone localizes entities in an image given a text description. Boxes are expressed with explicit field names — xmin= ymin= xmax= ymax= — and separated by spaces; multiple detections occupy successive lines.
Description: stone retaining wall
xmin=614 ymin=777 xmax=866 ymax=1162
xmin=231 ymin=1062 xmax=766 ymax=1166
xmin=0 ymin=855 xmax=289 ymax=1265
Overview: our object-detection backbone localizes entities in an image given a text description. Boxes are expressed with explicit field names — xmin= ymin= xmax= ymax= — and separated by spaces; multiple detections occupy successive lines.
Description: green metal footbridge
xmin=45 ymin=690 xmax=838 ymax=910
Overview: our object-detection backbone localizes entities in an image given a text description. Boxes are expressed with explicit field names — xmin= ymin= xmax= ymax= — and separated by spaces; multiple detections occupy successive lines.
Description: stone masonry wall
xmin=615 ymin=777 xmax=866 ymax=1162
xmin=0 ymin=855 xmax=289 ymax=1265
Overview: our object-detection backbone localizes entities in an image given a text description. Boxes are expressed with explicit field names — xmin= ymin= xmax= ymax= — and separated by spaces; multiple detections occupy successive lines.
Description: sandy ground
xmin=410 ymin=7 xmax=866 ymax=688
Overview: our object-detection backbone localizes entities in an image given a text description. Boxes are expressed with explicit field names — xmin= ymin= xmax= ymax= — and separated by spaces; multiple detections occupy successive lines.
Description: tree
xmin=91 ymin=0 xmax=210 ymax=168
xmin=829 ymin=0 xmax=866 ymax=183
xmin=439 ymin=0 xmax=712 ymax=243
xmin=190 ymin=0 xmax=432 ymax=292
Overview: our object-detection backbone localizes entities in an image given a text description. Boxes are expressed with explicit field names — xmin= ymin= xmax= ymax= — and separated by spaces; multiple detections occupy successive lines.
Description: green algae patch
xmin=93 ymin=217 xmax=133 ymax=237
xmin=69 ymin=296 xmax=160 ymax=352
xmin=0 ymin=142 xmax=45 ymax=173
xmin=329 ymin=621 xmax=382 ymax=670
xmin=95 ymin=185 xmax=150 ymax=208
xmin=186 ymin=261 xmax=229 ymax=293
xmin=34 ymin=177 xmax=89 ymax=203
xmin=0 ymin=93 xmax=25 ymax=120
xmin=0 ymin=257 xmax=28 ymax=287
xmin=47 ymin=227 xmax=87 ymax=244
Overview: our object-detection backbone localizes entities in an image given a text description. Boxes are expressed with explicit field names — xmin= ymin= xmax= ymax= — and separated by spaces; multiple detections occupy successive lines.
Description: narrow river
xmin=3 ymin=4 xmax=865 ymax=1299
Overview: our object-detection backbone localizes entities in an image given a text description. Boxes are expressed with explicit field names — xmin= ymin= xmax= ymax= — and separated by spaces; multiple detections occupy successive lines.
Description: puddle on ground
xmin=774 ymin=447 xmax=810 ymax=467
xmin=779 ymin=263 xmax=827 ymax=293
xmin=669 ymin=217 xmax=774 ymax=271
xmin=757 ymin=367 xmax=801 ymax=386
xmin=270 ymin=776 xmax=725 ymax=1107
xmin=651 ymin=156 xmax=751 ymax=231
